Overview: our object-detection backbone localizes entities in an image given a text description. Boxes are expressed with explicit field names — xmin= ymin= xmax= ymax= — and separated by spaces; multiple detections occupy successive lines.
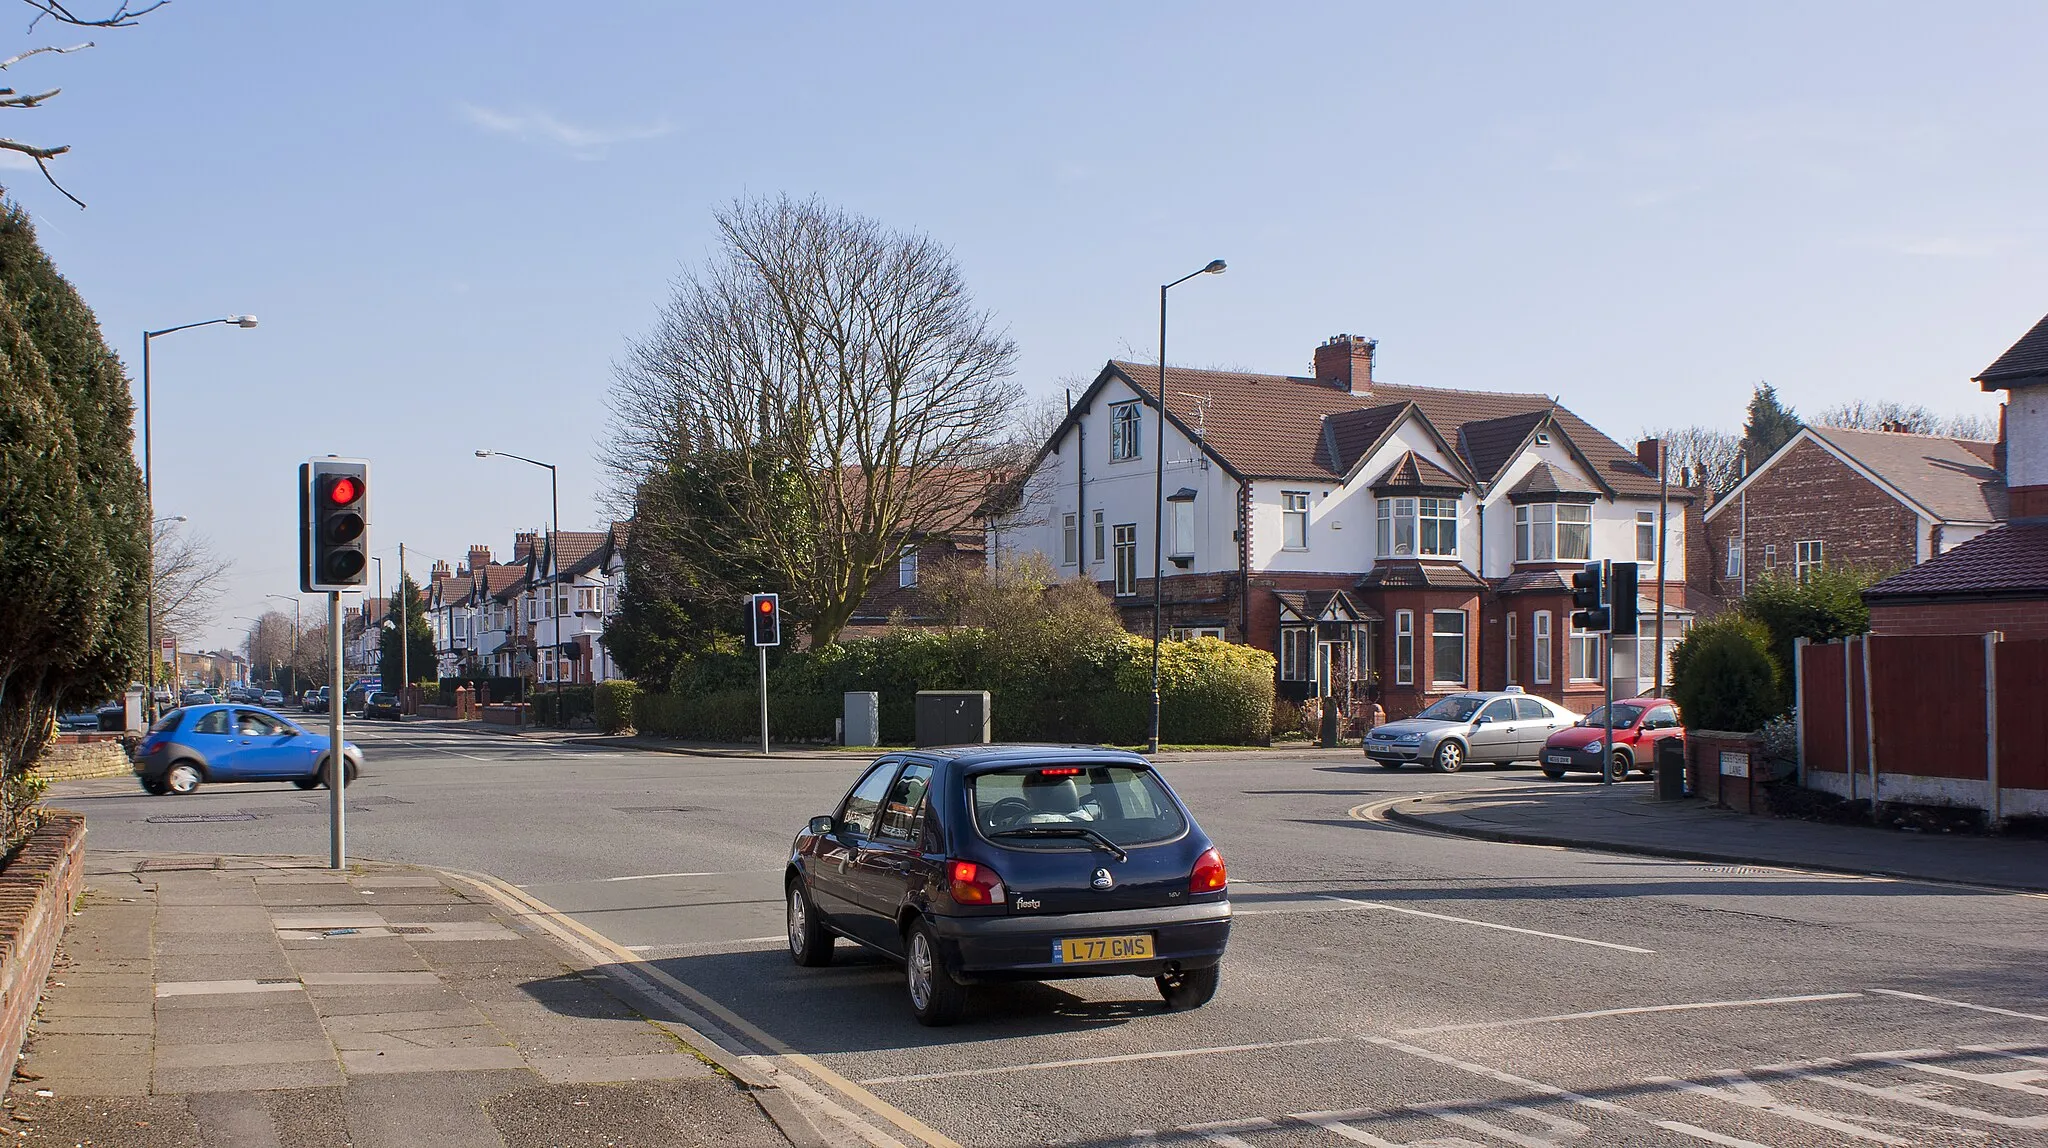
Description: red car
xmin=1539 ymin=697 xmax=1683 ymax=780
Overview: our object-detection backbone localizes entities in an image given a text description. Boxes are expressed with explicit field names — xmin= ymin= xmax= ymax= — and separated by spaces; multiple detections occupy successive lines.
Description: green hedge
xmin=530 ymin=685 xmax=595 ymax=726
xmin=633 ymin=689 xmax=839 ymax=742
xmin=1670 ymin=615 xmax=1780 ymax=733
xmin=595 ymin=680 xmax=639 ymax=734
xmin=435 ymin=675 xmax=528 ymax=706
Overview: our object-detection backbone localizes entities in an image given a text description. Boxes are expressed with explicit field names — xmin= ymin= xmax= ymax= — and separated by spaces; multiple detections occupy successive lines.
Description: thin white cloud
xmin=458 ymin=103 xmax=675 ymax=159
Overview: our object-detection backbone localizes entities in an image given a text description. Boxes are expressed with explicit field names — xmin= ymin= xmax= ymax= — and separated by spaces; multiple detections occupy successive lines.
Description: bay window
xmin=1514 ymin=502 xmax=1592 ymax=562
xmin=1377 ymin=496 xmax=1458 ymax=557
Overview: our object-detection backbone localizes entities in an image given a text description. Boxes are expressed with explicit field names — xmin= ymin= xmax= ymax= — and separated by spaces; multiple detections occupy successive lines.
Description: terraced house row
xmin=423 ymin=526 xmax=629 ymax=686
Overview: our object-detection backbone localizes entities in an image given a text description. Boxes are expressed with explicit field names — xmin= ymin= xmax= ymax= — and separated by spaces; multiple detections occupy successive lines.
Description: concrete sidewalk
xmin=1386 ymin=782 xmax=2048 ymax=892
xmin=6 ymin=850 xmax=819 ymax=1147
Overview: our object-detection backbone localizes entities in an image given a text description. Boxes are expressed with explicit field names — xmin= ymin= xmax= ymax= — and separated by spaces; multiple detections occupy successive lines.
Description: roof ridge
xmin=1811 ymin=423 xmax=1996 ymax=445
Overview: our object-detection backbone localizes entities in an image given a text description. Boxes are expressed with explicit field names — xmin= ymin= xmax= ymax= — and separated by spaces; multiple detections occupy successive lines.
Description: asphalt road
xmin=59 ymin=721 xmax=2048 ymax=1148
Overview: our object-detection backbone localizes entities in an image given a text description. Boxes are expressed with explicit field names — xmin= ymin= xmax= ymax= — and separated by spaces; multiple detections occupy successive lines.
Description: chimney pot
xmin=1312 ymin=333 xmax=1376 ymax=394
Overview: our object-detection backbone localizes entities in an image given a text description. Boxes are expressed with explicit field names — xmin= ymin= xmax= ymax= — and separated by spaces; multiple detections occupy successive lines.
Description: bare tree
xmin=3 ymin=1 xmax=167 ymax=207
xmin=1810 ymin=399 xmax=1997 ymax=441
xmin=152 ymin=518 xmax=229 ymax=646
xmin=607 ymin=195 xmax=1020 ymax=645
xmin=1644 ymin=424 xmax=1744 ymax=492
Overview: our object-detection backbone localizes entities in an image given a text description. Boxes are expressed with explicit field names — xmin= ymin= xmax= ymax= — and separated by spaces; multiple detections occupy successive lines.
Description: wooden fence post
xmin=1843 ymin=638 xmax=1856 ymax=802
xmin=1862 ymin=634 xmax=1878 ymax=809
xmin=1793 ymin=636 xmax=1808 ymax=783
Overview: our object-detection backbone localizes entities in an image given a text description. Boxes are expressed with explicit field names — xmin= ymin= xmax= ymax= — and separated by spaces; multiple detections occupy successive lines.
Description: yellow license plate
xmin=1055 ymin=934 xmax=1154 ymax=964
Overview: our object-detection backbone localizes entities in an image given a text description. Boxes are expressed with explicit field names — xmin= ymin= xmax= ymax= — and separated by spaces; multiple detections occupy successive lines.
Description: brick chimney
xmin=1311 ymin=334 xmax=1376 ymax=394
xmin=514 ymin=532 xmax=537 ymax=560
xmin=1635 ymin=437 xmax=1663 ymax=475
xmin=468 ymin=545 xmax=492 ymax=572
xmin=430 ymin=560 xmax=452 ymax=586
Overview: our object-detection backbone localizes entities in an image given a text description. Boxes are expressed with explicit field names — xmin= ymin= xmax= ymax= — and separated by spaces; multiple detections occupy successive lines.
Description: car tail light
xmin=948 ymin=860 xmax=1006 ymax=905
xmin=1190 ymin=847 xmax=1227 ymax=893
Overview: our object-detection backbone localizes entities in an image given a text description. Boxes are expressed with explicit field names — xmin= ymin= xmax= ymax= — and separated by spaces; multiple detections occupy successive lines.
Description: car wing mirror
xmin=1472 ymin=716 xmax=1490 ymax=726
xmin=808 ymin=815 xmax=837 ymax=836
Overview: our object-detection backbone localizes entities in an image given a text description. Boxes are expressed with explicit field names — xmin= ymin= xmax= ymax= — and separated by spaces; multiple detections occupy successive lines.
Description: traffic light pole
xmin=758 ymin=644 xmax=769 ymax=757
xmin=1601 ymin=558 xmax=1616 ymax=787
xmin=329 ymin=591 xmax=346 ymax=868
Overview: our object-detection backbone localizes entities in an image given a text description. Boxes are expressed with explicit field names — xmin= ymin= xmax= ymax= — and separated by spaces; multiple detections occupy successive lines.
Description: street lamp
xmin=476 ymin=449 xmax=562 ymax=728
xmin=265 ymin=594 xmax=301 ymax=698
xmin=1150 ymin=260 xmax=1226 ymax=754
xmin=142 ymin=315 xmax=257 ymax=717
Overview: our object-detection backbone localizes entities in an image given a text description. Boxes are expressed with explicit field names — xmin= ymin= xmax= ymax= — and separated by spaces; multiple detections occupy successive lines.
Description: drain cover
xmin=145 ymin=812 xmax=258 ymax=824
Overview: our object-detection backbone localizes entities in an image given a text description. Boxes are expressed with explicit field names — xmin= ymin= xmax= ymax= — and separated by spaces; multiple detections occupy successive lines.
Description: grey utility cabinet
xmin=915 ymin=690 xmax=991 ymax=748
xmin=843 ymin=691 xmax=880 ymax=747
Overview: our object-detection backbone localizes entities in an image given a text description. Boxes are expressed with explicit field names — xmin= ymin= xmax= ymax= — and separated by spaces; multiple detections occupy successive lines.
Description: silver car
xmin=1364 ymin=689 xmax=1581 ymax=773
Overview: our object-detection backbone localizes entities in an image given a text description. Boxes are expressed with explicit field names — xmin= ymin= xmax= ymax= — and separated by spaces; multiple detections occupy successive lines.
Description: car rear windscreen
xmin=971 ymin=765 xmax=1187 ymax=848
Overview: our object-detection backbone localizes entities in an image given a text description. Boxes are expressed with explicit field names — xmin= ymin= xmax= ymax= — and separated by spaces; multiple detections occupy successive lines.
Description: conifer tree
xmin=1740 ymin=383 xmax=1802 ymax=472
xmin=376 ymin=575 xmax=436 ymax=687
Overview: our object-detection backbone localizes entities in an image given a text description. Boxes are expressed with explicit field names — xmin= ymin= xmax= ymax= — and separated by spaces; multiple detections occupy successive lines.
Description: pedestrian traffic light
xmin=300 ymin=458 xmax=370 ymax=593
xmin=1608 ymin=561 xmax=1639 ymax=634
xmin=749 ymin=593 xmax=781 ymax=647
xmin=1570 ymin=560 xmax=1608 ymax=633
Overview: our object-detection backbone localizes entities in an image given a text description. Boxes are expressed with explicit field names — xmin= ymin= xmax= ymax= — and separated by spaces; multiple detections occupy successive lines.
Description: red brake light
xmin=948 ymin=860 xmax=1007 ymax=905
xmin=1190 ymin=847 xmax=1227 ymax=893
xmin=1037 ymin=767 xmax=1082 ymax=776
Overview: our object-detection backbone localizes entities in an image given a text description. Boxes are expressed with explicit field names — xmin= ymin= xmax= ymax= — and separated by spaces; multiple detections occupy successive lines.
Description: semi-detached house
xmin=992 ymin=335 xmax=1693 ymax=720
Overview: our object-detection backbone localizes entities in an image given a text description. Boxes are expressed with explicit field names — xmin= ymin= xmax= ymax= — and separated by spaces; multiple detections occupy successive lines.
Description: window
xmin=194 ymin=709 xmax=230 ymax=735
xmin=1763 ymin=543 xmax=1776 ymax=569
xmin=1112 ymin=524 xmax=1138 ymax=596
xmin=1394 ymin=611 xmax=1414 ymax=685
xmin=525 ymin=597 xmax=538 ymax=622
xmin=970 ymin=764 xmax=1186 ymax=847
xmin=1505 ymin=613 xmax=1518 ymax=685
xmin=234 ymin=710 xmax=286 ymax=736
xmin=1280 ymin=628 xmax=1311 ymax=680
xmin=557 ymin=588 xmax=570 ymax=617
xmin=1796 ymin=539 xmax=1823 ymax=583
xmin=1282 ymin=491 xmax=1310 ymax=550
xmin=1533 ymin=611 xmax=1553 ymax=685
xmin=1514 ymin=697 xmax=1550 ymax=721
xmin=576 ymin=588 xmax=600 ymax=614
xmin=838 ymin=762 xmax=899 ymax=837
xmin=1110 ymin=401 xmax=1142 ymax=461
xmin=1478 ymin=698 xmax=1515 ymax=724
xmin=1513 ymin=503 xmax=1590 ymax=562
xmin=1725 ymin=539 xmax=1742 ymax=579
xmin=1570 ymin=624 xmax=1601 ymax=682
xmin=1061 ymin=513 xmax=1078 ymax=566
xmin=1376 ymin=496 xmax=1459 ymax=558
xmin=1169 ymin=498 xmax=1196 ymax=560
xmin=1171 ymin=626 xmax=1227 ymax=641
xmin=1092 ymin=511 xmax=1105 ymax=566
xmin=900 ymin=551 xmax=920 ymax=588
xmin=1644 ymin=704 xmax=1679 ymax=730
xmin=874 ymin=763 xmax=932 ymax=841
xmin=1431 ymin=610 xmax=1467 ymax=686
xmin=1636 ymin=511 xmax=1656 ymax=562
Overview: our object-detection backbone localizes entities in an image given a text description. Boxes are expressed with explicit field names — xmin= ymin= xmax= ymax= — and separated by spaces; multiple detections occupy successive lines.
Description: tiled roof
xmin=1317 ymin=404 xmax=1407 ymax=475
xmin=1863 ymin=523 xmax=2048 ymax=601
xmin=1107 ymin=361 xmax=1667 ymax=497
xmin=1458 ymin=410 xmax=1552 ymax=484
xmin=1975 ymin=311 xmax=2048 ymax=389
xmin=1810 ymin=426 xmax=2006 ymax=524
xmin=1369 ymin=451 xmax=1467 ymax=493
xmin=545 ymin=531 xmax=610 ymax=573
xmin=1507 ymin=461 xmax=1602 ymax=500
xmin=1356 ymin=561 xmax=1488 ymax=591
xmin=1493 ymin=570 xmax=1570 ymax=595
xmin=1274 ymin=589 xmax=1380 ymax=623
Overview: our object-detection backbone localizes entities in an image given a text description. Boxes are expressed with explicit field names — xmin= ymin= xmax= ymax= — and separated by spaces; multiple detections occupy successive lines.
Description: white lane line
xmin=1648 ymin=1070 xmax=1909 ymax=1145
xmin=858 ymin=1036 xmax=1350 ymax=1086
xmin=1321 ymin=895 xmax=1655 ymax=954
xmin=397 ymin=739 xmax=490 ymax=761
xmin=1869 ymin=987 xmax=2048 ymax=1023
xmin=601 ymin=871 xmax=733 ymax=882
xmin=1396 ymin=992 xmax=1863 ymax=1036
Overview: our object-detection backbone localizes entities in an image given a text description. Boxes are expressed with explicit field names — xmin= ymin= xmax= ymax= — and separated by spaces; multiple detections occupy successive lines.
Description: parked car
xmin=303 ymin=687 xmax=331 ymax=714
xmin=363 ymin=692 xmax=403 ymax=720
xmin=260 ymin=690 xmax=285 ymax=707
xmin=1364 ymin=688 xmax=1580 ymax=773
xmin=180 ymin=690 xmax=216 ymax=707
xmin=132 ymin=704 xmax=361 ymax=796
xmin=1540 ymin=697 xmax=1683 ymax=780
xmin=56 ymin=710 xmax=101 ymax=732
xmin=786 ymin=745 xmax=1231 ymax=1026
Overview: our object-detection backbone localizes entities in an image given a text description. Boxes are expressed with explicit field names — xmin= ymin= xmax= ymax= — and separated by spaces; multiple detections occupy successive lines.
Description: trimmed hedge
xmin=530 ymin=685 xmax=595 ymax=726
xmin=1670 ymin=615 xmax=1780 ymax=733
xmin=633 ymin=689 xmax=838 ymax=742
xmin=435 ymin=676 xmax=528 ymax=706
xmin=595 ymin=680 xmax=639 ymax=734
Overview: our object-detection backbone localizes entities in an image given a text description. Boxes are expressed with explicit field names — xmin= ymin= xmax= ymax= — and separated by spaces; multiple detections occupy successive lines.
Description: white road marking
xmin=1396 ymin=992 xmax=1863 ymax=1036
xmin=1850 ymin=1048 xmax=2048 ymax=1097
xmin=1184 ymin=1117 xmax=1275 ymax=1147
xmin=1322 ymin=895 xmax=1655 ymax=954
xmin=1869 ymin=987 xmax=2048 ymax=1023
xmin=858 ymin=1036 xmax=1351 ymax=1086
xmin=601 ymin=871 xmax=732 ymax=882
xmin=397 ymin=739 xmax=489 ymax=761
xmin=1648 ymin=1070 xmax=1911 ymax=1145
xmin=1963 ymin=1043 xmax=2048 ymax=1067
xmin=1415 ymin=1099 xmax=1589 ymax=1148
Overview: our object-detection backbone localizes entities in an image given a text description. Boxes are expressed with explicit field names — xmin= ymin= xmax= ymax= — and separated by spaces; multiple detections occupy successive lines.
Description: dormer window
xmin=1377 ymin=497 xmax=1458 ymax=557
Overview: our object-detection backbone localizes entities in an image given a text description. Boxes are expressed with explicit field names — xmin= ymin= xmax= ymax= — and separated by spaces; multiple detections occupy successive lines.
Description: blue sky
xmin=15 ymin=2 xmax=2042 ymax=654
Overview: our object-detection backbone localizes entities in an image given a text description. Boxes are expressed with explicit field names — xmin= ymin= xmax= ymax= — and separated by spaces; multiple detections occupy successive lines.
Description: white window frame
xmin=525 ymin=597 xmax=537 ymax=623
xmin=1169 ymin=499 xmax=1196 ymax=561
xmin=1112 ymin=524 xmax=1138 ymax=596
xmin=1060 ymin=513 xmax=1078 ymax=566
xmin=900 ymin=551 xmax=920 ymax=588
xmin=1091 ymin=510 xmax=1105 ymax=566
xmin=1110 ymin=401 xmax=1142 ymax=461
xmin=1505 ymin=612 xmax=1518 ymax=685
xmin=1725 ymin=539 xmax=1743 ymax=579
xmin=1171 ymin=626 xmax=1226 ymax=642
xmin=1636 ymin=511 xmax=1656 ymax=562
xmin=1763 ymin=542 xmax=1776 ymax=569
xmin=1394 ymin=610 xmax=1414 ymax=686
xmin=1279 ymin=627 xmax=1311 ymax=681
xmin=1556 ymin=504 xmax=1591 ymax=561
xmin=576 ymin=587 xmax=600 ymax=614
xmin=1430 ymin=610 xmax=1467 ymax=686
xmin=1795 ymin=539 xmax=1822 ymax=583
xmin=1282 ymin=491 xmax=1310 ymax=551
xmin=1569 ymin=624 xmax=1601 ymax=682
xmin=1533 ymin=610 xmax=1553 ymax=685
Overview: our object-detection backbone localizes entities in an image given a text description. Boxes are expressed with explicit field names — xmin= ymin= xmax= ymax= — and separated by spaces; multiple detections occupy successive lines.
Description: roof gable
xmin=1975 ymin=311 xmax=2048 ymax=390
xmin=1863 ymin=522 xmax=2048 ymax=601
xmin=1369 ymin=450 xmax=1468 ymax=494
xmin=1707 ymin=426 xmax=2006 ymax=525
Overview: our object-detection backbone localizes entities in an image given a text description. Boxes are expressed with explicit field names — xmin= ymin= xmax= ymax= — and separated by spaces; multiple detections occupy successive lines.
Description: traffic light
xmin=1608 ymin=561 xmax=1639 ymax=634
xmin=1570 ymin=560 xmax=1608 ymax=633
xmin=749 ymin=593 xmax=781 ymax=647
xmin=300 ymin=458 xmax=370 ymax=593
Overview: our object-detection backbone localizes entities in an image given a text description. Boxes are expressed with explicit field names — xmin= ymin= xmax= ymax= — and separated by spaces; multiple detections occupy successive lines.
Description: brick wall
xmin=0 ymin=813 xmax=86 ymax=1078
xmin=37 ymin=737 xmax=129 ymax=781
xmin=1700 ymin=440 xmax=1919 ymax=594
xmin=1868 ymin=598 xmax=2048 ymax=640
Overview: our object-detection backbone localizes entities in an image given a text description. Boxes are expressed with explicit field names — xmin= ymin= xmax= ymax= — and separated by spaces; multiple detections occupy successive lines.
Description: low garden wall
xmin=38 ymin=734 xmax=130 ymax=781
xmin=481 ymin=704 xmax=526 ymax=727
xmin=0 ymin=813 xmax=86 ymax=1075
xmin=1687 ymin=730 xmax=1771 ymax=814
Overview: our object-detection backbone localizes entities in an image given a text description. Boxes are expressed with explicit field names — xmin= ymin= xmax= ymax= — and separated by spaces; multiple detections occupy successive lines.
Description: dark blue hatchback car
xmin=786 ymin=745 xmax=1231 ymax=1025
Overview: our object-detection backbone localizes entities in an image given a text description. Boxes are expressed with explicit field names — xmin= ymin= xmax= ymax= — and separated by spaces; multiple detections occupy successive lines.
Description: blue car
xmin=786 ymin=745 xmax=1231 ymax=1025
xmin=132 ymin=704 xmax=363 ymax=796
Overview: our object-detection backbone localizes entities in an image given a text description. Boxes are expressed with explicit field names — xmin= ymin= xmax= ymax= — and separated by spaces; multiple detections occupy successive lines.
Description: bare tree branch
xmin=152 ymin=520 xmax=231 ymax=645
xmin=0 ymin=87 xmax=60 ymax=108
xmin=0 ymin=41 xmax=89 ymax=68
xmin=21 ymin=0 xmax=165 ymax=32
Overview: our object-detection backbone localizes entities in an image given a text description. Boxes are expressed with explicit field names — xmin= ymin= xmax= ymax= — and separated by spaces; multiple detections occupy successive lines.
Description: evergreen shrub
xmin=1669 ymin=615 xmax=1780 ymax=733
xmin=594 ymin=680 xmax=639 ymax=734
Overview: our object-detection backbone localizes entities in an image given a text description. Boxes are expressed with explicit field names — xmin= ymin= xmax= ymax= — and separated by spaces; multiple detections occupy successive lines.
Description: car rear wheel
xmin=786 ymin=881 xmax=833 ymax=967
xmin=1157 ymin=964 xmax=1220 ymax=1011
xmin=905 ymin=919 xmax=966 ymax=1026
xmin=1434 ymin=741 xmax=1465 ymax=773
xmin=165 ymin=762 xmax=202 ymax=796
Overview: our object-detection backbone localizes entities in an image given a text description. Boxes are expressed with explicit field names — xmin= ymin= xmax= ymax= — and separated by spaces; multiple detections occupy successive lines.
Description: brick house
xmin=992 ymin=335 xmax=1693 ymax=719
xmin=1694 ymin=424 xmax=2004 ymax=612
xmin=842 ymin=530 xmax=988 ymax=637
xmin=1862 ymin=311 xmax=2048 ymax=637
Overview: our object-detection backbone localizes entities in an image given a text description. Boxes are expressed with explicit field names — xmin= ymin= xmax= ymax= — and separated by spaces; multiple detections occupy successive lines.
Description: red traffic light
xmin=325 ymin=475 xmax=361 ymax=505
xmin=758 ymin=599 xmax=773 ymax=614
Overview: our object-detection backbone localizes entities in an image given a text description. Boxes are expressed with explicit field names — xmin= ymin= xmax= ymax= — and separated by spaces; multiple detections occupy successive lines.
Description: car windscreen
xmin=1416 ymin=695 xmax=1485 ymax=722
xmin=971 ymin=764 xmax=1187 ymax=849
xmin=149 ymin=709 xmax=185 ymax=733
xmin=1583 ymin=703 xmax=1645 ymax=727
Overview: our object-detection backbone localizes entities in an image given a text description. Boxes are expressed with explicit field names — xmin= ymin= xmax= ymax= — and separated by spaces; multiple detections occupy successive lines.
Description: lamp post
xmin=477 ymin=450 xmax=562 ymax=728
xmin=142 ymin=315 xmax=257 ymax=718
xmin=265 ymin=594 xmax=300 ymax=698
xmin=1149 ymin=260 xmax=1226 ymax=754
xmin=368 ymin=555 xmax=384 ymax=676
